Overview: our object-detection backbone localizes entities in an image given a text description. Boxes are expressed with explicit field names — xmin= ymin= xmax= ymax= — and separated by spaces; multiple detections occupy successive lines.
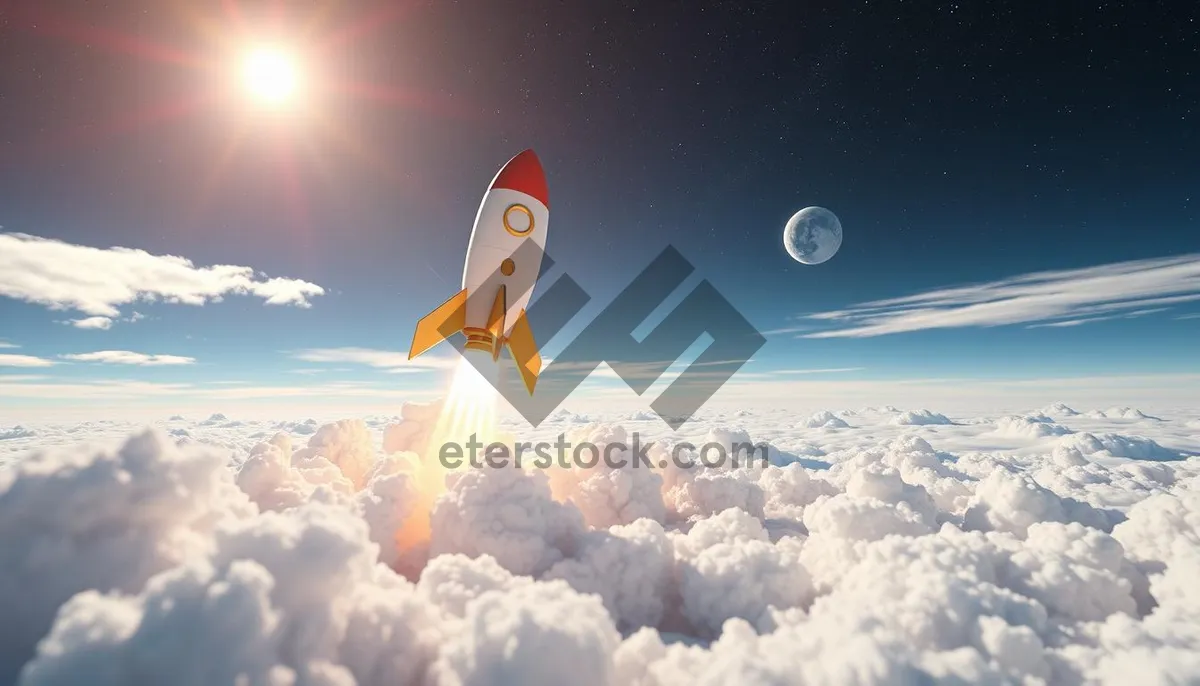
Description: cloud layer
xmin=1 ymin=403 xmax=1198 ymax=685
xmin=0 ymin=232 xmax=325 ymax=319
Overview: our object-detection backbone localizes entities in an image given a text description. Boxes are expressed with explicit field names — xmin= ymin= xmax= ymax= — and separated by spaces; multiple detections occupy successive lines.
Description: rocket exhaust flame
xmin=394 ymin=355 xmax=501 ymax=552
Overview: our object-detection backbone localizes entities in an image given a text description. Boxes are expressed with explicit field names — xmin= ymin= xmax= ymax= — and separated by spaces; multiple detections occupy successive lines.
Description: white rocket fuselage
xmin=462 ymin=187 xmax=547 ymax=338
xmin=408 ymin=149 xmax=549 ymax=394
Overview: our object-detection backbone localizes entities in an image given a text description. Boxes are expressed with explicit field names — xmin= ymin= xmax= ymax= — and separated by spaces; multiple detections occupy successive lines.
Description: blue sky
xmin=1 ymin=1 xmax=1197 ymax=419
xmin=3 ymin=224 xmax=1199 ymax=420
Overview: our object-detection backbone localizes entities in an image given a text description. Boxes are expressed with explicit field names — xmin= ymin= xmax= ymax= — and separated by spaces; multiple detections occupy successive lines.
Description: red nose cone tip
xmin=491 ymin=149 xmax=549 ymax=209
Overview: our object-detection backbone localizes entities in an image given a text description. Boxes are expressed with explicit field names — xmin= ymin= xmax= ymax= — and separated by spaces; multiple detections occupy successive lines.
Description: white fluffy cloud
xmin=993 ymin=414 xmax=1073 ymax=438
xmin=66 ymin=316 xmax=113 ymax=330
xmin=891 ymin=409 xmax=953 ymax=426
xmin=430 ymin=465 xmax=585 ymax=577
xmin=0 ymin=232 xmax=324 ymax=319
xmin=803 ymin=253 xmax=1200 ymax=337
xmin=800 ymin=410 xmax=850 ymax=429
xmin=0 ymin=430 xmax=253 ymax=682
xmin=2 ymin=404 xmax=1200 ymax=685
xmin=59 ymin=351 xmax=196 ymax=366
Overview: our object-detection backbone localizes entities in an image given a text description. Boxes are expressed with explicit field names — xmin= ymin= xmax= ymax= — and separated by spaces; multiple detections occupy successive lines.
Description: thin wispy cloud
xmin=0 ymin=354 xmax=56 ymax=368
xmin=775 ymin=367 xmax=864 ymax=374
xmin=802 ymin=253 xmax=1200 ymax=338
xmin=761 ymin=325 xmax=811 ymax=336
xmin=60 ymin=351 xmax=196 ymax=366
xmin=1025 ymin=307 xmax=1170 ymax=329
xmin=0 ymin=378 xmax=197 ymax=399
xmin=540 ymin=358 xmax=757 ymax=383
xmin=0 ymin=232 xmax=325 ymax=320
xmin=0 ymin=377 xmax=418 ymax=401
xmin=291 ymin=347 xmax=454 ymax=372
xmin=1028 ymin=317 xmax=1114 ymax=329
xmin=0 ymin=341 xmax=17 ymax=349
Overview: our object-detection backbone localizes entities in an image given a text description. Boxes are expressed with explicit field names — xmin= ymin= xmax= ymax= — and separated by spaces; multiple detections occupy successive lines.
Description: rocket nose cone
xmin=490 ymin=149 xmax=549 ymax=209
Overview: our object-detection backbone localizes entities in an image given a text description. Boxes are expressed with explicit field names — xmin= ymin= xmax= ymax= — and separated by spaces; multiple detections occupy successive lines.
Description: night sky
xmin=1 ymin=0 xmax=1198 ymax=413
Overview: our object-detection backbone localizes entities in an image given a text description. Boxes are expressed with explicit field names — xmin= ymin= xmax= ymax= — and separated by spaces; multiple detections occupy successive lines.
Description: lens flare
xmin=394 ymin=354 xmax=501 ymax=551
xmin=242 ymin=48 xmax=299 ymax=104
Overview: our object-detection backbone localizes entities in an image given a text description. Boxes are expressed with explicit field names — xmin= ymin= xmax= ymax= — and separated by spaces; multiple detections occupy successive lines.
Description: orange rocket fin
xmin=505 ymin=309 xmax=541 ymax=395
xmin=487 ymin=285 xmax=506 ymax=361
xmin=409 ymin=288 xmax=468 ymax=359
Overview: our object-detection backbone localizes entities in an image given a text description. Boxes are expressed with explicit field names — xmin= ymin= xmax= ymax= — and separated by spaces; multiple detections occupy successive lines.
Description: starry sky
xmin=0 ymin=0 xmax=1197 ymax=416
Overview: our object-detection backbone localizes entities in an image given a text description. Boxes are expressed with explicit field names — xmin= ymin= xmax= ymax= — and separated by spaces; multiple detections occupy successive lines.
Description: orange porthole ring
xmin=503 ymin=203 xmax=535 ymax=237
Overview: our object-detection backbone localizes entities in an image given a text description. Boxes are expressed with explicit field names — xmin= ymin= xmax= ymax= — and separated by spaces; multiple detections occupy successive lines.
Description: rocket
xmin=407 ymin=149 xmax=548 ymax=394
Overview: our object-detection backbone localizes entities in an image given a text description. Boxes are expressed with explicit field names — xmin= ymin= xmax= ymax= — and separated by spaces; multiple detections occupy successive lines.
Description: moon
xmin=784 ymin=206 xmax=843 ymax=265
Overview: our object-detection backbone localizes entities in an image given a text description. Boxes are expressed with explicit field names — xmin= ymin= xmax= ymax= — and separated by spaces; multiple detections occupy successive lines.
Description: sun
xmin=30 ymin=3 xmax=451 ymax=229
xmin=241 ymin=48 xmax=299 ymax=105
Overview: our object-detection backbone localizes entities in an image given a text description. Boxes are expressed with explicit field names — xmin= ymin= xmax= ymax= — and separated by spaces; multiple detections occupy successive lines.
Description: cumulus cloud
xmin=1038 ymin=402 xmax=1080 ymax=417
xmin=66 ymin=316 xmax=112 ymax=330
xmin=4 ymin=408 xmax=1200 ymax=684
xmin=1088 ymin=406 xmax=1162 ymax=421
xmin=800 ymin=410 xmax=850 ymax=429
xmin=663 ymin=461 xmax=766 ymax=522
xmin=891 ymin=409 xmax=953 ymax=426
xmin=383 ymin=401 xmax=443 ymax=457
xmin=62 ymin=312 xmax=145 ymax=330
xmin=59 ymin=351 xmax=196 ymax=366
xmin=802 ymin=253 xmax=1200 ymax=337
xmin=292 ymin=419 xmax=378 ymax=490
xmin=416 ymin=553 xmax=532 ymax=619
xmin=429 ymin=579 xmax=621 ymax=686
xmin=0 ymin=232 xmax=324 ymax=319
xmin=546 ymin=424 xmax=667 ymax=529
xmin=673 ymin=508 xmax=813 ymax=636
xmin=19 ymin=503 xmax=451 ymax=686
xmin=0 ymin=426 xmax=37 ymax=441
xmin=1060 ymin=432 xmax=1182 ymax=461
xmin=544 ymin=519 xmax=674 ymax=631
xmin=993 ymin=414 xmax=1074 ymax=438
xmin=0 ymin=430 xmax=253 ymax=682
xmin=430 ymin=465 xmax=585 ymax=577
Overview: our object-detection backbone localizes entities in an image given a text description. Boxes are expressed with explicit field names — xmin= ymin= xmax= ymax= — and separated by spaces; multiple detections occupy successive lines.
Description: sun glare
xmin=241 ymin=48 xmax=299 ymax=104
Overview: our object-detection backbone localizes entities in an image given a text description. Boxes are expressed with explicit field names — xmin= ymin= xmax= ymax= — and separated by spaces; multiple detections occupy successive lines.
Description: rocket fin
xmin=505 ymin=309 xmax=541 ymax=395
xmin=409 ymin=288 xmax=468 ymax=359
xmin=487 ymin=285 xmax=507 ymax=361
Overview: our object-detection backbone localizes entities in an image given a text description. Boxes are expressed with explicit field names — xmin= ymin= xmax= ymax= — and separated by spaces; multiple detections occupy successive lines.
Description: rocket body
xmin=462 ymin=153 xmax=549 ymax=339
xmin=408 ymin=150 xmax=548 ymax=394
